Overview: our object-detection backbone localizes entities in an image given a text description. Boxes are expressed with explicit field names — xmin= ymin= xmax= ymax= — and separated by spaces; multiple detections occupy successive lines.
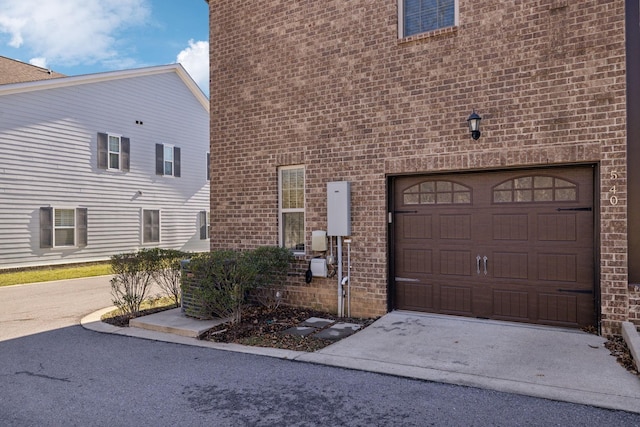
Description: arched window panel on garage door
xmin=492 ymin=176 xmax=578 ymax=203
xmin=403 ymin=180 xmax=471 ymax=205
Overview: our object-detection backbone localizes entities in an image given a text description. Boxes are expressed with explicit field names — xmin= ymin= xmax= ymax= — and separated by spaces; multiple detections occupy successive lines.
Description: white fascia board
xmin=0 ymin=63 xmax=209 ymax=112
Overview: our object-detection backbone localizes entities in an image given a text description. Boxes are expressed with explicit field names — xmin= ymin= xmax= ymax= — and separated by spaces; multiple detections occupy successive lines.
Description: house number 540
xmin=609 ymin=171 xmax=619 ymax=205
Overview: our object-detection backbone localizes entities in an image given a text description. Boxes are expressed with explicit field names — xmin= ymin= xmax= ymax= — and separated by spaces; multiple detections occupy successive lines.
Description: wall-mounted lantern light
xmin=467 ymin=111 xmax=482 ymax=140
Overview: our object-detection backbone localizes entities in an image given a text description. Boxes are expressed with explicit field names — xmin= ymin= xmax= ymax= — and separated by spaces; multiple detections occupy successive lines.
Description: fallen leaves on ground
xmin=605 ymin=336 xmax=638 ymax=376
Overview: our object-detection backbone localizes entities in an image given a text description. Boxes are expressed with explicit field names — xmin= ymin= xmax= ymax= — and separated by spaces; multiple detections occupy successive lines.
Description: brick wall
xmin=209 ymin=1 xmax=628 ymax=334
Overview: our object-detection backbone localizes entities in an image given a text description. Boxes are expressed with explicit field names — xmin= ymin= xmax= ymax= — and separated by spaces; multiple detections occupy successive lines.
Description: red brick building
xmin=208 ymin=1 xmax=640 ymax=335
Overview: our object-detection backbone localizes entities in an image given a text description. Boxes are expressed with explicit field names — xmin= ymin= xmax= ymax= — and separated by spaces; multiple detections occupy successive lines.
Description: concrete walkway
xmin=81 ymin=308 xmax=640 ymax=414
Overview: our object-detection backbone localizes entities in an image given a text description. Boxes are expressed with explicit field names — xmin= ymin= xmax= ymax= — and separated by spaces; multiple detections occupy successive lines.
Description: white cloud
xmin=177 ymin=39 xmax=209 ymax=94
xmin=0 ymin=15 xmax=26 ymax=47
xmin=29 ymin=57 xmax=48 ymax=69
xmin=0 ymin=0 xmax=150 ymax=67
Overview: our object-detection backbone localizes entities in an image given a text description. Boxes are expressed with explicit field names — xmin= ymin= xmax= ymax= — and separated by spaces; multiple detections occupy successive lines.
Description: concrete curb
xmin=80 ymin=308 xmax=306 ymax=360
xmin=622 ymin=322 xmax=640 ymax=372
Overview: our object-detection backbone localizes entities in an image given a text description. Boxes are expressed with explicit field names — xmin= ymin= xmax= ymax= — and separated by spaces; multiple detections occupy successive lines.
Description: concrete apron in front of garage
xmin=108 ymin=308 xmax=640 ymax=414
xmin=297 ymin=311 xmax=640 ymax=414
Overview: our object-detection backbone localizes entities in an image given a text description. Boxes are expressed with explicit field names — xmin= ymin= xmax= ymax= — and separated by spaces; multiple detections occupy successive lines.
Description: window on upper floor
xmin=279 ymin=166 xmax=305 ymax=253
xmin=156 ymin=144 xmax=181 ymax=177
xmin=97 ymin=132 xmax=130 ymax=171
xmin=399 ymin=0 xmax=457 ymax=38
xmin=142 ymin=209 xmax=160 ymax=244
xmin=40 ymin=207 xmax=88 ymax=248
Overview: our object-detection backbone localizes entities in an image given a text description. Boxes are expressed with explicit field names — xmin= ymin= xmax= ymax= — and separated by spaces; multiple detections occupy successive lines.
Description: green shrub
xmin=148 ymin=248 xmax=188 ymax=307
xmin=109 ymin=249 xmax=158 ymax=317
xmin=185 ymin=246 xmax=293 ymax=322
xmin=246 ymin=246 xmax=293 ymax=309
xmin=186 ymin=250 xmax=256 ymax=323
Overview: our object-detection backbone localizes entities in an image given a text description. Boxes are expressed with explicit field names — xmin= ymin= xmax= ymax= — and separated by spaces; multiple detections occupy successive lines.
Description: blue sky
xmin=0 ymin=0 xmax=209 ymax=94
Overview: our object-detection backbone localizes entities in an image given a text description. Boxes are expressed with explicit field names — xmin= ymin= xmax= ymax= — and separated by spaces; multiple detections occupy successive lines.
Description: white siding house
xmin=0 ymin=64 xmax=210 ymax=270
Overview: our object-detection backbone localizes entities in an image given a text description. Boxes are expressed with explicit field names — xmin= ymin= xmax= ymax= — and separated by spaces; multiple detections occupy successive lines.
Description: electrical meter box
xmin=311 ymin=230 xmax=327 ymax=251
xmin=310 ymin=258 xmax=328 ymax=277
xmin=327 ymin=181 xmax=351 ymax=236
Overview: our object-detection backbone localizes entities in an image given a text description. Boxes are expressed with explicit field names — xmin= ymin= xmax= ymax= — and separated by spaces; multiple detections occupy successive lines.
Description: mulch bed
xmin=102 ymin=306 xmax=178 ymax=328
xmin=203 ymin=305 xmax=377 ymax=352
xmin=102 ymin=304 xmax=376 ymax=353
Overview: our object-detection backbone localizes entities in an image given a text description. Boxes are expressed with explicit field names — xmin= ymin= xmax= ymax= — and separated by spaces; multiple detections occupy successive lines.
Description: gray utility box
xmin=327 ymin=181 xmax=351 ymax=236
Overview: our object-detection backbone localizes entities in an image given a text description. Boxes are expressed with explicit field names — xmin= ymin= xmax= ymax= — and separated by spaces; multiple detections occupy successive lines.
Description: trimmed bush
xmin=148 ymin=248 xmax=188 ymax=308
xmin=182 ymin=246 xmax=293 ymax=322
xmin=246 ymin=246 xmax=293 ymax=310
xmin=109 ymin=249 xmax=158 ymax=317
xmin=186 ymin=250 xmax=256 ymax=323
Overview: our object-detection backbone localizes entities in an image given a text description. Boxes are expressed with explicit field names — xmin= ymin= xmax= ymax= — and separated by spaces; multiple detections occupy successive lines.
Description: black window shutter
xmin=97 ymin=133 xmax=108 ymax=169
xmin=206 ymin=152 xmax=210 ymax=181
xmin=174 ymin=147 xmax=181 ymax=177
xmin=155 ymin=144 xmax=164 ymax=175
xmin=77 ymin=208 xmax=88 ymax=247
xmin=39 ymin=207 xmax=53 ymax=248
xmin=199 ymin=210 xmax=207 ymax=240
xmin=121 ymin=137 xmax=130 ymax=172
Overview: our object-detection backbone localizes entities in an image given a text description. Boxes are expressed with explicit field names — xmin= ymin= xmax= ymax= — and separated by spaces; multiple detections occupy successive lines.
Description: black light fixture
xmin=467 ymin=111 xmax=482 ymax=140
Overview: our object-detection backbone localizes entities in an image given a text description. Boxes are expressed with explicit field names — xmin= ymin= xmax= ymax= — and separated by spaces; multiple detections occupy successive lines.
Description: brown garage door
xmin=392 ymin=166 xmax=595 ymax=328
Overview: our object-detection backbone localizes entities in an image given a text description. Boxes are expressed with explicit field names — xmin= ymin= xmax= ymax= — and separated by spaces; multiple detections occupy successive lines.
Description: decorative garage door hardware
xmin=393 ymin=210 xmax=419 ymax=214
xmin=556 ymin=207 xmax=592 ymax=211
xmin=476 ymin=255 xmax=488 ymax=276
xmin=557 ymin=289 xmax=594 ymax=294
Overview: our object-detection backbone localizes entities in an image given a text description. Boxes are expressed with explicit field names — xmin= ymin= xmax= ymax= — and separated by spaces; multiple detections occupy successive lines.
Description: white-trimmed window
xmin=164 ymin=145 xmax=174 ymax=175
xmin=39 ymin=207 xmax=88 ymax=248
xmin=97 ymin=132 xmax=130 ymax=171
xmin=156 ymin=144 xmax=181 ymax=177
xmin=109 ymin=135 xmax=120 ymax=169
xmin=279 ymin=166 xmax=305 ymax=253
xmin=399 ymin=0 xmax=457 ymax=38
xmin=142 ymin=209 xmax=160 ymax=243
xmin=199 ymin=210 xmax=210 ymax=240
xmin=54 ymin=209 xmax=75 ymax=246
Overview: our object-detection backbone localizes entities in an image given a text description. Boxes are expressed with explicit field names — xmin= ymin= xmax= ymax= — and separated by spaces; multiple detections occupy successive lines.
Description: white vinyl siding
xmin=0 ymin=67 xmax=210 ymax=269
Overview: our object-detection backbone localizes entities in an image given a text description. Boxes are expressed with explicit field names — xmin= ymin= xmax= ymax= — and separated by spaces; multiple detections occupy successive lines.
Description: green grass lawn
xmin=0 ymin=263 xmax=112 ymax=287
xmin=100 ymin=296 xmax=177 ymax=321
